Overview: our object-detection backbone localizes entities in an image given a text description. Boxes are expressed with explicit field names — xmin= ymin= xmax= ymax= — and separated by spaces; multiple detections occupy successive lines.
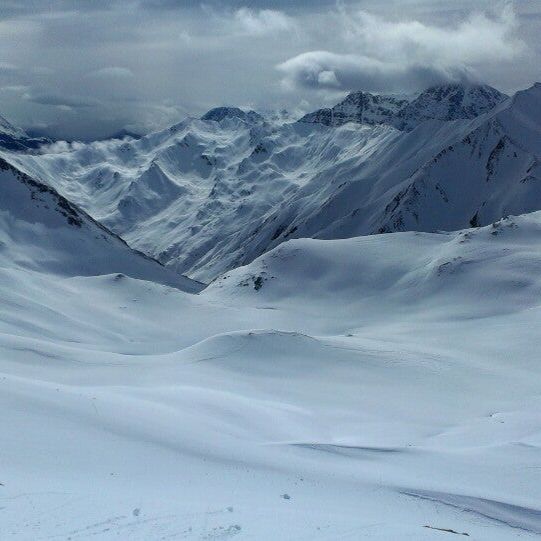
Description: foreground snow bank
xmin=2 ymin=212 xmax=541 ymax=539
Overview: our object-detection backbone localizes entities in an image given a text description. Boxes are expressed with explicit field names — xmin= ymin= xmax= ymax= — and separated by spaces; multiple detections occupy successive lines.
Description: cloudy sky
xmin=0 ymin=0 xmax=540 ymax=140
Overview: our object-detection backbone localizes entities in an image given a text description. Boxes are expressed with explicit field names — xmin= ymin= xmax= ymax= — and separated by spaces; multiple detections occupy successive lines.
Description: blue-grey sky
xmin=0 ymin=0 xmax=539 ymax=140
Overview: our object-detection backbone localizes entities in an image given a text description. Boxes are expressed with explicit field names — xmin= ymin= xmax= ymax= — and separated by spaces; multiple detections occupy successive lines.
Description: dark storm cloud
xmin=0 ymin=0 xmax=539 ymax=140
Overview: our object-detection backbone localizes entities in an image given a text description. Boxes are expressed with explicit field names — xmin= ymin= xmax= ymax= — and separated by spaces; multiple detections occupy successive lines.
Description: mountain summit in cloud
xmin=299 ymin=83 xmax=508 ymax=131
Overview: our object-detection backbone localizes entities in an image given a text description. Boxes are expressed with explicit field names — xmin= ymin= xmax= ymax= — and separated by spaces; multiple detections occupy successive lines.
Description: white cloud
xmin=338 ymin=3 xmax=523 ymax=67
xmin=0 ymin=0 xmax=537 ymax=140
xmin=233 ymin=8 xmax=296 ymax=36
xmin=317 ymin=70 xmax=340 ymax=87
xmin=278 ymin=3 xmax=526 ymax=93
xmin=278 ymin=51 xmax=463 ymax=93
xmin=87 ymin=66 xmax=134 ymax=79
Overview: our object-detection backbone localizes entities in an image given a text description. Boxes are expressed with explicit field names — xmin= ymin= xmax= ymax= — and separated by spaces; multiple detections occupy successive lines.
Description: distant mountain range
xmin=2 ymin=81 xmax=540 ymax=283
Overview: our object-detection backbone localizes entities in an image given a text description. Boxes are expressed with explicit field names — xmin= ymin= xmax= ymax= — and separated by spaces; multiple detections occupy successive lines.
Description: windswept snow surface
xmin=2 ymin=198 xmax=541 ymax=539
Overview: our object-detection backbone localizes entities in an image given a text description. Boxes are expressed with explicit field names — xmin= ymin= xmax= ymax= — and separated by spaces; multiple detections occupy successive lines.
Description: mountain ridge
xmin=1 ymin=81 xmax=537 ymax=282
xmin=299 ymin=83 xmax=508 ymax=132
xmin=0 ymin=155 xmax=203 ymax=291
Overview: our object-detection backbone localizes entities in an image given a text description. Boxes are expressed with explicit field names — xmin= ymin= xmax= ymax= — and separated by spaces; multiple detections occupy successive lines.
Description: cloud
xmin=87 ymin=66 xmax=134 ymax=79
xmin=0 ymin=0 xmax=538 ymax=140
xmin=339 ymin=3 xmax=523 ymax=66
xmin=0 ymin=62 xmax=18 ymax=73
xmin=233 ymin=8 xmax=296 ymax=35
xmin=37 ymin=139 xmax=120 ymax=154
xmin=278 ymin=3 xmax=526 ymax=93
xmin=0 ymin=85 xmax=28 ymax=93
xmin=278 ymin=51 xmax=469 ymax=93
xmin=31 ymin=67 xmax=55 ymax=75
xmin=23 ymin=92 xmax=99 ymax=108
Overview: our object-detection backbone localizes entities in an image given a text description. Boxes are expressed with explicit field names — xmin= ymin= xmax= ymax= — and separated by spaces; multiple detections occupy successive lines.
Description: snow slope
xmin=0 ymin=83 xmax=534 ymax=283
xmin=0 ymin=113 xmax=51 ymax=151
xmin=2 ymin=210 xmax=541 ymax=539
xmin=0 ymin=156 xmax=202 ymax=291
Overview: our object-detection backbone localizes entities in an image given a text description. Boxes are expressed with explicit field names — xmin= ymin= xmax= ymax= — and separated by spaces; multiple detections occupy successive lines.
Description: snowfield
xmin=1 ymin=82 xmax=541 ymax=539
xmin=2 ymin=153 xmax=541 ymax=538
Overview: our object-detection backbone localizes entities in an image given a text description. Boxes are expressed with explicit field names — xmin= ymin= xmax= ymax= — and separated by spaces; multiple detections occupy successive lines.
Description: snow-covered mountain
xmin=298 ymin=91 xmax=409 ymax=127
xmin=0 ymin=113 xmax=27 ymax=139
xmin=0 ymin=156 xmax=202 ymax=291
xmin=2 ymin=78 xmax=541 ymax=539
xmin=2 ymin=117 xmax=394 ymax=280
xmin=298 ymin=83 xmax=507 ymax=131
xmin=394 ymin=83 xmax=508 ymax=131
xmin=0 ymin=82 xmax=535 ymax=282
xmin=0 ymin=113 xmax=51 ymax=151
xmin=201 ymin=106 xmax=264 ymax=124
xmin=226 ymin=82 xmax=540 ymax=268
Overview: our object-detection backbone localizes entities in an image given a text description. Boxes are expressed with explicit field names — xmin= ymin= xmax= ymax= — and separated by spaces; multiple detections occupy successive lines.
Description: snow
xmin=0 ymin=157 xmax=202 ymax=291
xmin=0 ymin=61 xmax=541 ymax=541
xmin=1 ymin=82 xmax=541 ymax=539
xmin=2 ymin=176 xmax=541 ymax=538
xmin=0 ymin=83 xmax=527 ymax=282
xmin=298 ymin=91 xmax=409 ymax=127
xmin=298 ymin=84 xmax=507 ymax=131
xmin=395 ymin=83 xmax=508 ymax=131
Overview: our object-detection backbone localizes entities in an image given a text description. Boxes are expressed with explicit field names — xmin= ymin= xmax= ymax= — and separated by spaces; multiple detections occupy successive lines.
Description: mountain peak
xmin=395 ymin=82 xmax=508 ymax=130
xmin=494 ymin=81 xmax=541 ymax=155
xmin=298 ymin=82 xmax=508 ymax=131
xmin=298 ymin=91 xmax=408 ymax=127
xmin=0 ymin=112 xmax=51 ymax=151
xmin=201 ymin=107 xmax=263 ymax=124
xmin=0 ymin=113 xmax=27 ymax=139
xmin=509 ymin=81 xmax=541 ymax=104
